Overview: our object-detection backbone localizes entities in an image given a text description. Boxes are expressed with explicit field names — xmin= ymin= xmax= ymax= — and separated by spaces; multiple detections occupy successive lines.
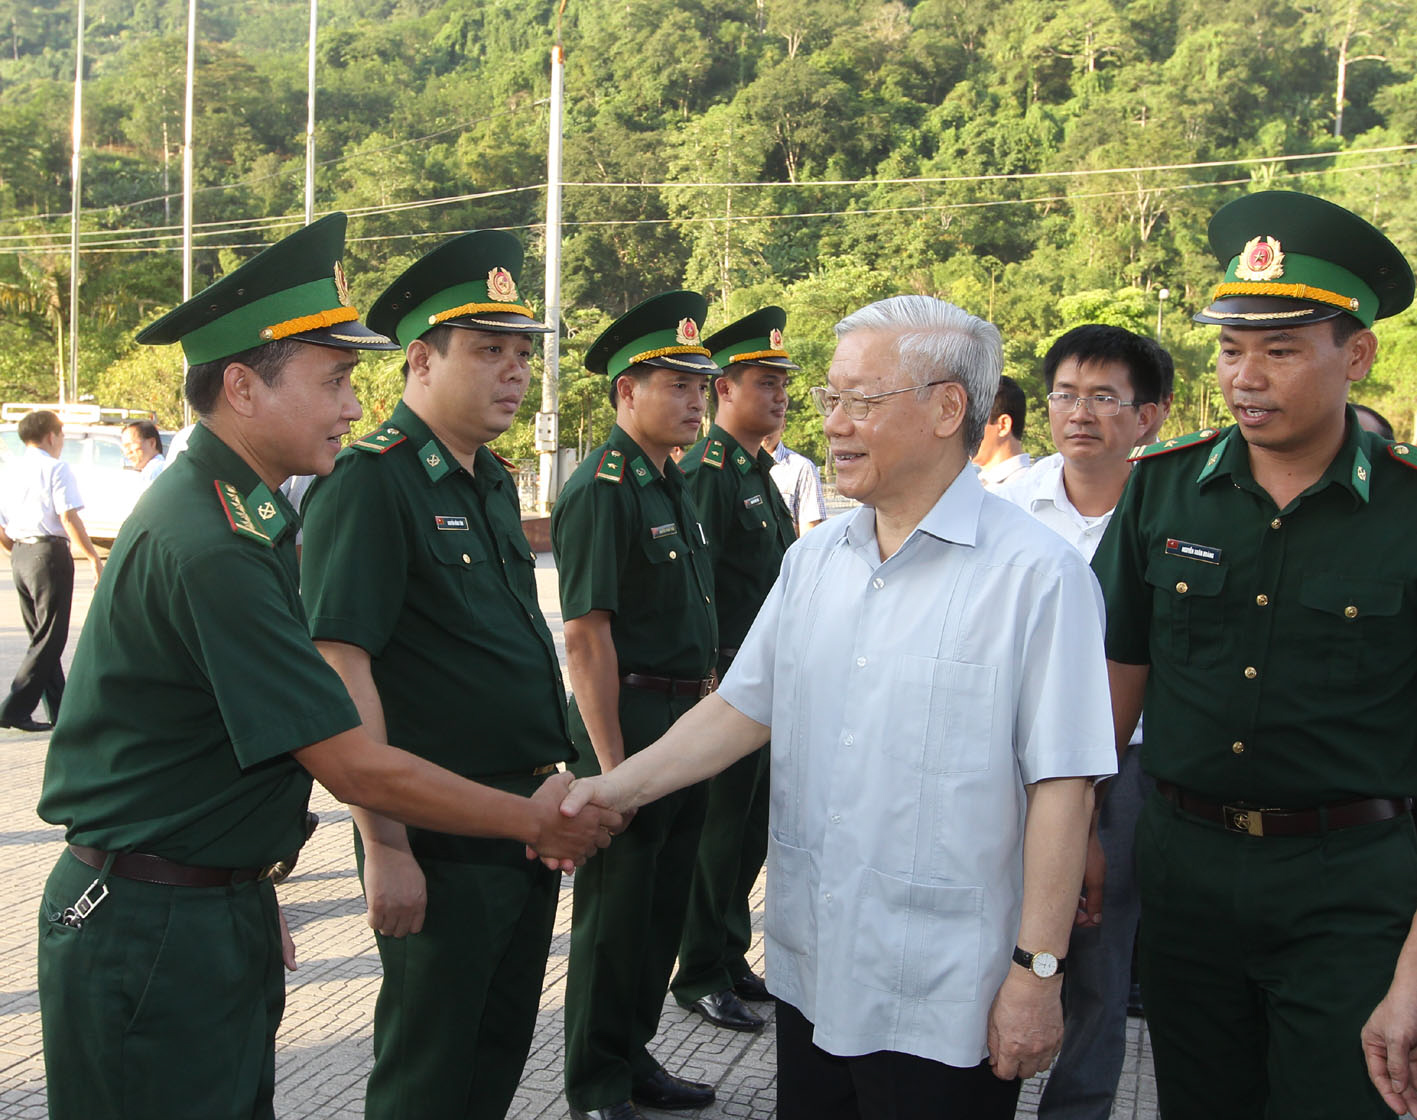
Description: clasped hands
xmin=523 ymin=771 xmax=630 ymax=872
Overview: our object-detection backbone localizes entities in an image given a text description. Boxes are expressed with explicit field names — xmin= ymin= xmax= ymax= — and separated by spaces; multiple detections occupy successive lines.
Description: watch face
xmin=1031 ymin=951 xmax=1058 ymax=978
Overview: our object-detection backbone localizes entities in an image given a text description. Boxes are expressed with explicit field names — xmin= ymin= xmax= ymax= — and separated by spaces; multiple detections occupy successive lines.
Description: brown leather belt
xmin=1156 ymin=781 xmax=1412 ymax=837
xmin=621 ymin=672 xmax=715 ymax=699
xmin=69 ymin=844 xmax=272 ymax=887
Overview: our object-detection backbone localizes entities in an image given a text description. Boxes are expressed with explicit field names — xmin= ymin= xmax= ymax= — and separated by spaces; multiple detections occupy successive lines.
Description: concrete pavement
xmin=0 ymin=550 xmax=1157 ymax=1118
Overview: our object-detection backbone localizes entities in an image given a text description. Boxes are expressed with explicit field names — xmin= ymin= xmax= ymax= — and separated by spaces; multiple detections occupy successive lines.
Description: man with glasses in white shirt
xmin=563 ymin=295 xmax=1117 ymax=1120
xmin=996 ymin=324 xmax=1170 ymax=1120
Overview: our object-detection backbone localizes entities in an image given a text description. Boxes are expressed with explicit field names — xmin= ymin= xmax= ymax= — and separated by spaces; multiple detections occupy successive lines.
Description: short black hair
xmin=988 ymin=375 xmax=1026 ymax=438
xmin=1352 ymin=403 xmax=1394 ymax=440
xmin=185 ymin=338 xmax=305 ymax=415
xmin=1150 ymin=339 xmax=1175 ymax=399
xmin=1331 ymin=312 xmax=1365 ymax=347
xmin=609 ymin=363 xmax=655 ymax=408
xmin=401 ymin=323 xmax=457 ymax=380
xmin=1042 ymin=324 xmax=1165 ymax=404
xmin=123 ymin=419 xmax=160 ymax=446
xmin=18 ymin=409 xmax=61 ymax=444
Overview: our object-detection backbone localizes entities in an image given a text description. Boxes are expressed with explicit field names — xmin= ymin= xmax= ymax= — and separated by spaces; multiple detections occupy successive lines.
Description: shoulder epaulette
xmin=595 ymin=448 xmax=625 ymax=484
xmin=1389 ymin=443 xmax=1417 ymax=470
xmin=1128 ymin=428 xmax=1221 ymax=462
xmin=351 ymin=425 xmax=406 ymax=454
xmin=700 ymin=440 xmax=726 ymax=470
xmin=213 ymin=480 xmax=274 ymax=547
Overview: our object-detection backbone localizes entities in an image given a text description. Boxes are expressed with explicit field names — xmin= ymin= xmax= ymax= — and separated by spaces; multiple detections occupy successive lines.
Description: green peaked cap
xmin=703 ymin=306 xmax=800 ymax=371
xmin=366 ymin=229 xmax=553 ymax=348
xmin=586 ymin=290 xmax=719 ymax=380
xmin=135 ymin=212 xmax=398 ymax=364
xmin=1196 ymin=190 xmax=1414 ymax=329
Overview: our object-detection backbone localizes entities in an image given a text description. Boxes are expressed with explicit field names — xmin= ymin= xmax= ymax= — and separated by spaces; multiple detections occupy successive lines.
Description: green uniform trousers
xmin=38 ymin=848 xmax=284 ymax=1120
xmin=357 ymin=776 xmax=561 ymax=1120
xmin=563 ymin=687 xmax=709 ymax=1111
xmin=671 ymin=743 xmax=770 ymax=1003
xmin=1136 ymin=791 xmax=1417 ymax=1120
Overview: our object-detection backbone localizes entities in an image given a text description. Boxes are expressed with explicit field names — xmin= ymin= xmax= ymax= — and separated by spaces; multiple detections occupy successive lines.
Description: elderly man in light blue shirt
xmin=563 ymin=295 xmax=1116 ymax=1120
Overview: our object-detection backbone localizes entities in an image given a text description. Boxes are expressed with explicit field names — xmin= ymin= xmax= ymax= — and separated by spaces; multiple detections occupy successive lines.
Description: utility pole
xmin=305 ymin=0 xmax=318 ymax=225
xmin=535 ymin=1 xmax=568 ymax=514
xmin=181 ymin=0 xmax=197 ymax=426
xmin=66 ymin=0 xmax=86 ymax=405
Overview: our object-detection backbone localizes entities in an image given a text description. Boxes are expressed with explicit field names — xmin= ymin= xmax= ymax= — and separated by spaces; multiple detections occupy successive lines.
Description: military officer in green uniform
xmin=669 ymin=307 xmax=798 ymax=1033
xmin=298 ymin=229 xmax=571 ymax=1120
xmin=1090 ymin=190 xmax=1417 ymax=1119
xmin=554 ymin=291 xmax=720 ymax=1120
xmin=35 ymin=214 xmax=619 ymax=1120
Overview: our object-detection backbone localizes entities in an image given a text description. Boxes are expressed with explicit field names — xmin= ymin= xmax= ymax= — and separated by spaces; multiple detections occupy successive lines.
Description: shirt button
xmin=1270 ymin=517 xmax=1282 ymax=530
xmin=856 ymin=656 xmax=867 ymax=668
xmin=1232 ymin=741 xmax=1245 ymax=754
xmin=761 ymin=520 xmax=768 ymax=528
xmin=830 ymin=813 xmax=841 ymax=824
xmin=1344 ymin=605 xmax=1358 ymax=619
xmin=843 ymin=733 xmax=854 ymax=746
xmin=461 ymin=553 xmax=471 ymax=564
xmin=669 ymin=549 xmax=678 ymax=559
xmin=872 ymin=577 xmax=884 ymax=589
xmin=705 ymin=595 xmax=711 ymax=604
xmin=1175 ymin=581 xmax=1189 ymax=594
xmin=1244 ymin=666 xmax=1258 ymax=679
xmin=1256 ymin=594 xmax=1269 ymax=606
xmin=824 ymin=892 xmax=833 ymax=903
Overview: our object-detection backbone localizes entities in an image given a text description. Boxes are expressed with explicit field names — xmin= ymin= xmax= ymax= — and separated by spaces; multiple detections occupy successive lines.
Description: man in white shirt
xmin=565 ymin=295 xmax=1117 ymax=1120
xmin=121 ymin=419 xmax=167 ymax=484
xmin=995 ymin=324 xmax=1170 ymax=1120
xmin=763 ymin=421 xmax=828 ymax=534
xmin=972 ymin=374 xmax=1031 ymax=488
xmin=0 ymin=410 xmax=103 ymax=731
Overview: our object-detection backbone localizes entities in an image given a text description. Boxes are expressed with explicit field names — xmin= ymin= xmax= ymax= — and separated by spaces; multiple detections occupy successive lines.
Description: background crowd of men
xmin=8 ymin=185 xmax=1417 ymax=1120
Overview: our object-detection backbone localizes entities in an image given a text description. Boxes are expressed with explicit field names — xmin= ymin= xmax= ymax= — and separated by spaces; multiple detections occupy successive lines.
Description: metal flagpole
xmin=66 ymin=0 xmax=86 ymax=405
xmin=181 ymin=0 xmax=197 ymax=427
xmin=535 ymin=1 xmax=568 ymax=513
xmin=305 ymin=0 xmax=317 ymax=225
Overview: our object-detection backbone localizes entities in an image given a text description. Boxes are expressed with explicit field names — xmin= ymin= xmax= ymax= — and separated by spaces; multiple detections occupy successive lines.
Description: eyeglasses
xmin=1046 ymin=392 xmax=1140 ymax=418
xmin=808 ymin=379 xmax=951 ymax=420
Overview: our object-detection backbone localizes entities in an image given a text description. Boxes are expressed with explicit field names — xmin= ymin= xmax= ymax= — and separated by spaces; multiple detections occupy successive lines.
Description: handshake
xmin=522 ymin=771 xmax=634 ymax=872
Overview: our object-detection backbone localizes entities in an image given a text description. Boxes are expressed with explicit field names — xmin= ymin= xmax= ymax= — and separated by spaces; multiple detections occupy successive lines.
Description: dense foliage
xmin=3 ymin=0 xmax=1417 ymax=469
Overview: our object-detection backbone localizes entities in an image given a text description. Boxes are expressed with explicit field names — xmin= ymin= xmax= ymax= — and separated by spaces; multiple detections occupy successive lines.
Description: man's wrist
xmin=1012 ymin=945 xmax=1066 ymax=979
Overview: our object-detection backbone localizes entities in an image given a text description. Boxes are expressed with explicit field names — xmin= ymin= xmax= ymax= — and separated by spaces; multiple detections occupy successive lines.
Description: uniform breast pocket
xmin=639 ymin=530 xmax=683 ymax=566
xmin=427 ymin=534 xmax=488 ymax=610
xmin=1298 ymin=574 xmax=1404 ymax=687
xmin=1144 ymin=554 xmax=1228 ymax=668
xmin=735 ymin=502 xmax=770 ymax=535
xmin=883 ymin=654 xmax=996 ymax=774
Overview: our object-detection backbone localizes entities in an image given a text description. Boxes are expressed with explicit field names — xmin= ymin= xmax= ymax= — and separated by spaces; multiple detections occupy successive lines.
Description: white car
xmin=1 ymin=403 xmax=174 ymax=544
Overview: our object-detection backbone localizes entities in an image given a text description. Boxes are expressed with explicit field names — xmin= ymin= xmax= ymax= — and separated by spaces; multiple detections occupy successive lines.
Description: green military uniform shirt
xmin=681 ymin=424 xmax=796 ymax=649
xmin=1092 ymin=409 xmax=1417 ymax=805
xmin=37 ymin=423 xmax=361 ymax=868
xmin=300 ymin=401 xmax=572 ymax=777
xmin=553 ymin=423 xmax=718 ymax=679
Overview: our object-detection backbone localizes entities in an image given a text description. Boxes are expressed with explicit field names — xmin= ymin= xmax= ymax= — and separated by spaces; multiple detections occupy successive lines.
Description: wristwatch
xmin=1013 ymin=945 xmax=1065 ymax=978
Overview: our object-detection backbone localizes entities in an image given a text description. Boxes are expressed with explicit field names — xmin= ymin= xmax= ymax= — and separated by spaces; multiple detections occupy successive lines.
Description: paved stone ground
xmin=0 ymin=550 xmax=1157 ymax=1118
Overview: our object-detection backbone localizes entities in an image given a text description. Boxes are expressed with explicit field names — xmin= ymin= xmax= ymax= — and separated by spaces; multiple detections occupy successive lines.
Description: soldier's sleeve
xmin=1090 ymin=466 xmax=1152 ymax=665
xmin=300 ymin=458 xmax=410 ymax=656
xmin=170 ymin=543 xmax=361 ymax=769
xmin=553 ymin=480 xmax=634 ymax=621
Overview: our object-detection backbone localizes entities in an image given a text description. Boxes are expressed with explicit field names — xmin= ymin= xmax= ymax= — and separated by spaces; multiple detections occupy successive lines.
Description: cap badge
xmin=1236 ymin=235 xmax=1285 ymax=282
xmin=770 ymin=327 xmax=784 ymax=349
xmin=333 ymin=261 xmax=353 ymax=307
xmin=676 ymin=317 xmax=700 ymax=345
xmin=487 ymin=266 xmax=518 ymax=302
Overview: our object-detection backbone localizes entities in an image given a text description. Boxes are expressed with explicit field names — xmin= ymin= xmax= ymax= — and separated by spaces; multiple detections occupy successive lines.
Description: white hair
xmin=835 ymin=295 xmax=1003 ymax=454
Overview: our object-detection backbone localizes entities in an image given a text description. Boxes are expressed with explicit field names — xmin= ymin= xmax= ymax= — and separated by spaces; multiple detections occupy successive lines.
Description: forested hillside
xmin=3 ymin=0 xmax=1416 ymax=464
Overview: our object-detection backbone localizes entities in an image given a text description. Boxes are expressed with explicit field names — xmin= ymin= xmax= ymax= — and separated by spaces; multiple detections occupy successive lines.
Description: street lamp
xmin=1156 ymin=287 xmax=1170 ymax=343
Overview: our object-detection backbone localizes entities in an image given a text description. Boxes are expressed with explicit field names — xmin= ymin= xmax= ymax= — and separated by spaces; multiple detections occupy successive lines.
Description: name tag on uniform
xmin=650 ymin=523 xmax=679 ymax=540
xmin=743 ymin=494 xmax=764 ymax=508
xmin=435 ymin=515 xmax=469 ymax=531
xmin=1165 ymin=537 xmax=1222 ymax=564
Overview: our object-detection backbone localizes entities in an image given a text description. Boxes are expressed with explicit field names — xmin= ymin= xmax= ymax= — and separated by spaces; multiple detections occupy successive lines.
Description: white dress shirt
xmin=768 ymin=441 xmax=828 ymax=533
xmin=717 ymin=465 xmax=1116 ymax=1067
xmin=0 ymin=446 xmax=83 ymax=539
xmin=139 ymin=453 xmax=167 ymax=484
xmin=977 ymin=450 xmax=1031 ymax=490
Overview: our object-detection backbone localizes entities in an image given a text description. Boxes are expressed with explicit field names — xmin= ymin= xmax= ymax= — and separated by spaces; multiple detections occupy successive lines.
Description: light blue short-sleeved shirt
xmin=718 ymin=465 xmax=1117 ymax=1067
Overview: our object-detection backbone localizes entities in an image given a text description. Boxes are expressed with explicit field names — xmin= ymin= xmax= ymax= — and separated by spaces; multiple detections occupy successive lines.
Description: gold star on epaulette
xmin=352 ymin=425 xmax=407 ymax=454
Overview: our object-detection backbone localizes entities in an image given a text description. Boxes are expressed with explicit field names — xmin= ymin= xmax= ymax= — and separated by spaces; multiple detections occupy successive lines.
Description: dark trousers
xmin=38 ymin=848 xmax=283 ymax=1120
xmin=356 ymin=807 xmax=560 ymax=1120
xmin=1136 ymin=790 xmax=1417 ymax=1120
xmin=4 ymin=537 xmax=73 ymax=723
xmin=671 ymin=742 xmax=770 ymax=1003
xmin=776 ymin=1001 xmax=1021 ymax=1120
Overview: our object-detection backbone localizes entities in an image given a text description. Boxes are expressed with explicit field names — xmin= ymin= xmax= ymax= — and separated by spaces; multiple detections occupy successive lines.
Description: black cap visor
xmin=1194 ymin=295 xmax=1346 ymax=329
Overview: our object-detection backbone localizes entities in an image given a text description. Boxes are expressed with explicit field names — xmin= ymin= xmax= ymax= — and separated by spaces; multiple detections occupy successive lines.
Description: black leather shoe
xmin=0 ymin=716 xmax=52 ymax=732
xmin=687 ymin=989 xmax=765 ymax=1032
xmin=630 ymin=1067 xmax=716 ymax=1111
xmin=732 ymin=969 xmax=771 ymax=1002
xmin=568 ymin=1102 xmax=646 ymax=1120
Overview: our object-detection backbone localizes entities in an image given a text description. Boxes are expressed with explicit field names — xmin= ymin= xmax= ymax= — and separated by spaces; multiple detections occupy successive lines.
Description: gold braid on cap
xmin=428 ymin=301 xmax=535 ymax=326
xmin=260 ymin=306 xmax=360 ymax=341
xmin=1212 ymin=281 xmax=1360 ymax=312
xmin=725 ymin=348 xmax=790 ymax=364
xmin=627 ymin=344 xmax=712 ymax=364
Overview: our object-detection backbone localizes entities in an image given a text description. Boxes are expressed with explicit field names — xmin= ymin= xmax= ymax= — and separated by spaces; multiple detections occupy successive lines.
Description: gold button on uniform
xmin=1344 ymin=605 xmax=1358 ymax=619
xmin=461 ymin=553 xmax=470 ymax=564
xmin=1244 ymin=666 xmax=1258 ymax=679
xmin=1232 ymin=741 xmax=1245 ymax=754
xmin=1256 ymin=594 xmax=1269 ymax=606
xmin=1176 ymin=581 xmax=1189 ymax=594
xmin=1270 ymin=518 xmax=1282 ymax=530
xmin=668 ymin=550 xmax=677 ymax=559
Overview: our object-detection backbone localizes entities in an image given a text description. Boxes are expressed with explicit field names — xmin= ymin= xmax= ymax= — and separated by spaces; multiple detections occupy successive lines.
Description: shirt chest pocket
xmin=427 ymin=533 xmax=489 ymax=612
xmin=884 ymin=653 xmax=996 ymax=774
xmin=1144 ymin=554 xmax=1228 ymax=668
xmin=1298 ymin=574 xmax=1404 ymax=687
xmin=735 ymin=501 xmax=771 ymax=535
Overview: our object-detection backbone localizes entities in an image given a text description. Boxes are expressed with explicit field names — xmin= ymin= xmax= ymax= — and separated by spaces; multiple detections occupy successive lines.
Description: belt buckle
xmin=698 ymin=678 xmax=714 ymax=699
xmin=1223 ymin=805 xmax=1264 ymax=836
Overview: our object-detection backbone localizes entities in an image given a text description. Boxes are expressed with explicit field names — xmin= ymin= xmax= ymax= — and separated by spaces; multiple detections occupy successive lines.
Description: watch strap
xmin=1012 ymin=945 xmax=1066 ymax=976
